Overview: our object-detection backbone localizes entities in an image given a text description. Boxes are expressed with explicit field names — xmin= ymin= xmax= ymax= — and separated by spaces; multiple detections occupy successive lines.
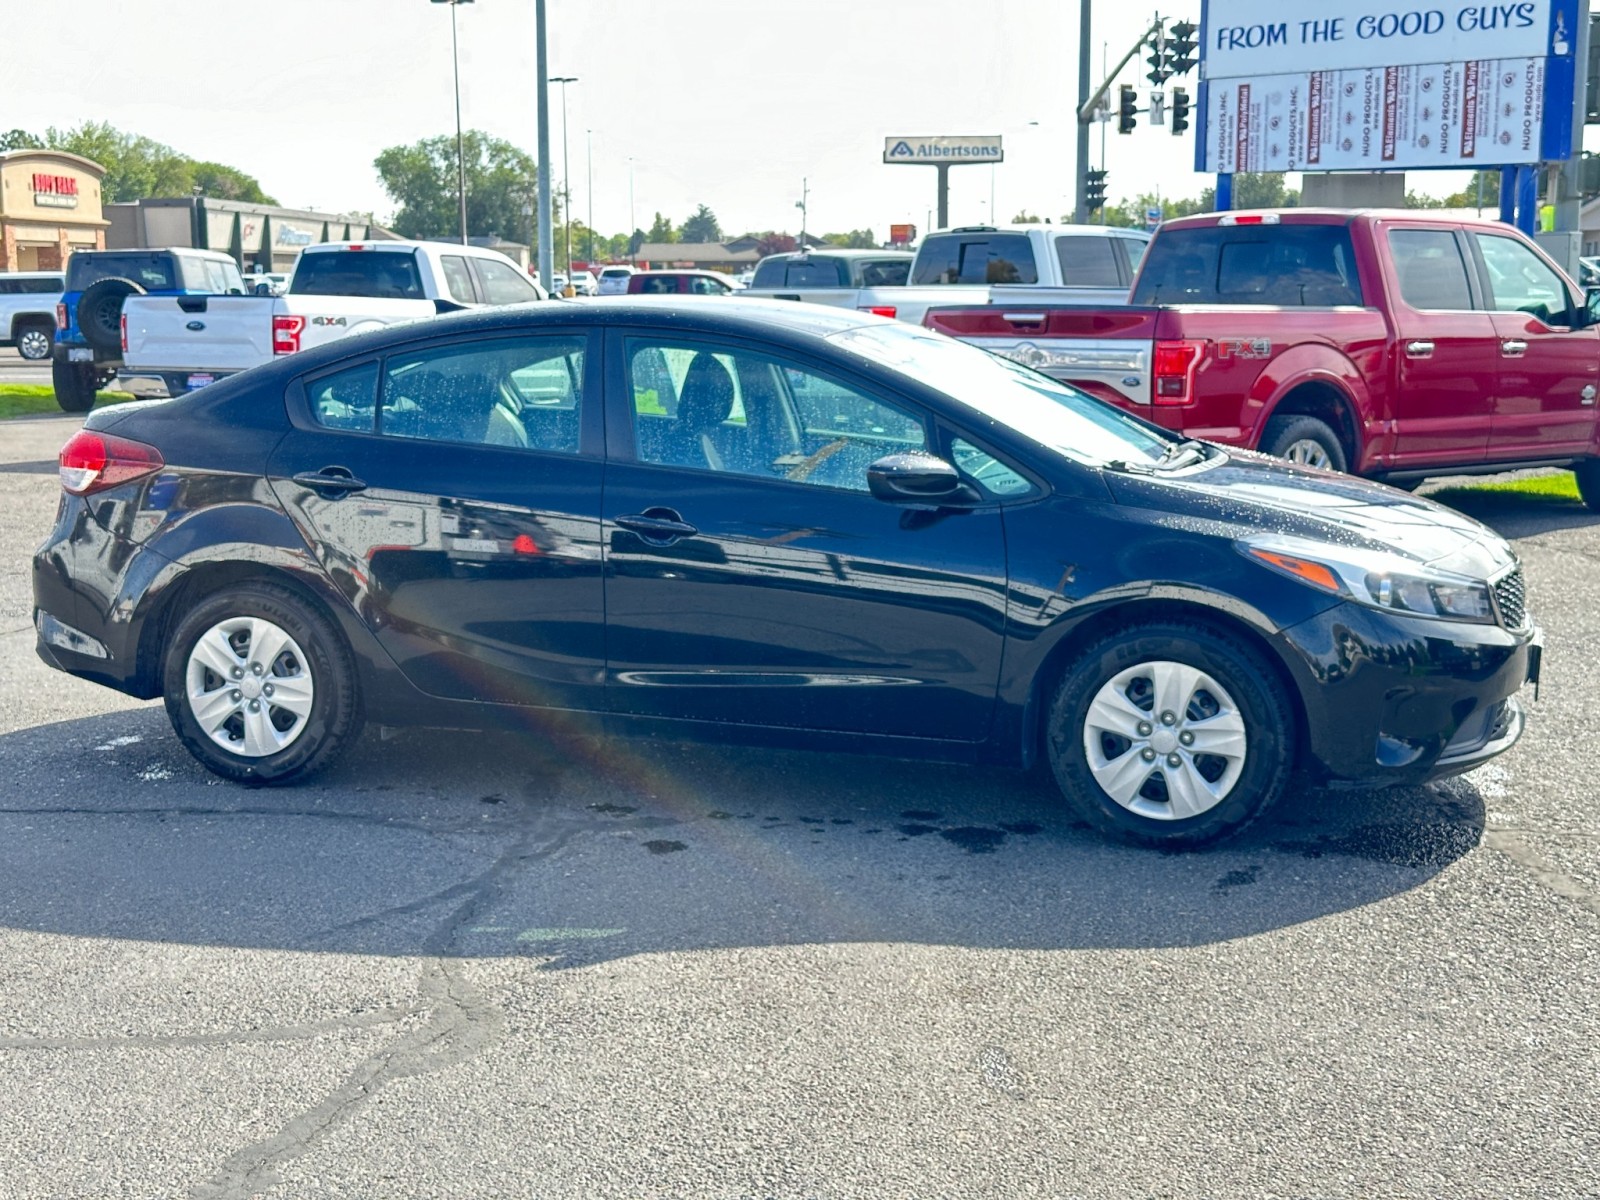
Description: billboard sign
xmin=1198 ymin=0 xmax=1578 ymax=173
xmin=889 ymin=223 xmax=917 ymax=244
xmin=883 ymin=136 xmax=1004 ymax=165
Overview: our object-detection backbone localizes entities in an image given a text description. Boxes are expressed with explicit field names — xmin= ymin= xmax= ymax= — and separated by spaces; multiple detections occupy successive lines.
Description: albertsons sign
xmin=883 ymin=136 xmax=1004 ymax=165
xmin=1205 ymin=0 xmax=1573 ymax=77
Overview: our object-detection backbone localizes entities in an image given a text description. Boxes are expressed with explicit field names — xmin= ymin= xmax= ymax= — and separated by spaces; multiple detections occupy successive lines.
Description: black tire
xmin=1576 ymin=459 xmax=1600 ymax=512
xmin=162 ymin=581 xmax=361 ymax=785
xmin=1045 ymin=622 xmax=1295 ymax=849
xmin=75 ymin=276 xmax=145 ymax=355
xmin=52 ymin=358 xmax=98 ymax=413
xmin=15 ymin=321 xmax=53 ymax=361
xmin=1260 ymin=414 xmax=1348 ymax=474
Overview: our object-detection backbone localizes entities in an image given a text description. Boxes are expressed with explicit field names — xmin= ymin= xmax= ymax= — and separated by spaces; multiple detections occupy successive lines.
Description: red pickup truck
xmin=923 ymin=210 xmax=1600 ymax=507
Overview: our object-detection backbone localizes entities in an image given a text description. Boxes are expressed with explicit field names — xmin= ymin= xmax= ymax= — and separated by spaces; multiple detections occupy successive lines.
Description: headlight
xmin=1241 ymin=538 xmax=1496 ymax=624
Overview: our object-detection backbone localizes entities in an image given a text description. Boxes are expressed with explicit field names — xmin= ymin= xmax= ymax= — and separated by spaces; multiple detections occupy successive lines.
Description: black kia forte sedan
xmin=32 ymin=299 xmax=1540 ymax=846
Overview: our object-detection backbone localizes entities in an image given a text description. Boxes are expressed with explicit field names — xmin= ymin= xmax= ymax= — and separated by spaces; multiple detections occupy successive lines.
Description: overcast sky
xmin=13 ymin=0 xmax=1554 ymax=238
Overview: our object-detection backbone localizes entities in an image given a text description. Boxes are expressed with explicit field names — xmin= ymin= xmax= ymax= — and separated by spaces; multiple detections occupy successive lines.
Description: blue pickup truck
xmin=52 ymin=248 xmax=245 ymax=412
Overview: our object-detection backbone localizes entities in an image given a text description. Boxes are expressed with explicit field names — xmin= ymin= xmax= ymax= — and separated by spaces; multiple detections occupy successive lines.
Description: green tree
xmin=374 ymin=131 xmax=542 ymax=242
xmin=646 ymin=212 xmax=678 ymax=243
xmin=1011 ymin=210 xmax=1043 ymax=224
xmin=0 ymin=129 xmax=43 ymax=151
xmin=755 ymin=232 xmax=796 ymax=257
xmin=821 ymin=229 xmax=878 ymax=248
xmin=44 ymin=121 xmax=191 ymax=202
xmin=679 ymin=204 xmax=722 ymax=243
xmin=189 ymin=161 xmax=276 ymax=204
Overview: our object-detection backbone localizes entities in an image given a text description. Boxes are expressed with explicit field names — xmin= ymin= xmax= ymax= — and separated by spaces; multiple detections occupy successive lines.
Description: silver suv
xmin=0 ymin=271 xmax=65 ymax=361
xmin=596 ymin=265 xmax=636 ymax=295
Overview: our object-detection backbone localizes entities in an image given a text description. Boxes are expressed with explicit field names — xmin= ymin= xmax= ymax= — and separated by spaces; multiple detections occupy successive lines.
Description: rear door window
xmin=856 ymin=258 xmax=910 ymax=287
xmin=1131 ymin=225 xmax=1363 ymax=306
xmin=1388 ymin=229 xmax=1475 ymax=311
xmin=471 ymin=257 xmax=543 ymax=305
xmin=1053 ymin=235 xmax=1123 ymax=287
xmin=911 ymin=233 xmax=1039 ymax=285
xmin=440 ymin=255 xmax=479 ymax=303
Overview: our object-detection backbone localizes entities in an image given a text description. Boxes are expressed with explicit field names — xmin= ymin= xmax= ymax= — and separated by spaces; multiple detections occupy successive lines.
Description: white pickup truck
xmin=740 ymin=224 xmax=1151 ymax=325
xmin=117 ymin=240 xmax=549 ymax=397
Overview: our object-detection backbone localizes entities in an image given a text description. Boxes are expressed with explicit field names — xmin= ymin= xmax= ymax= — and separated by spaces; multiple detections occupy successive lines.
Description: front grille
xmin=1492 ymin=567 xmax=1526 ymax=630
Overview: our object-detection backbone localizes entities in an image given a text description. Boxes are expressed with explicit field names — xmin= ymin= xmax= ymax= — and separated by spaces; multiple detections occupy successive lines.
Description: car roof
xmin=2 ymin=270 xmax=64 ymax=279
xmin=760 ymin=249 xmax=911 ymax=260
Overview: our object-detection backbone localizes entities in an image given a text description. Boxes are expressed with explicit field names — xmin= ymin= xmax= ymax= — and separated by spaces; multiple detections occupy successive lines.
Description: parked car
xmin=243 ymin=272 xmax=290 ymax=296
xmin=741 ymin=249 xmax=912 ymax=305
xmin=742 ymin=227 xmax=1149 ymax=323
xmin=569 ymin=270 xmax=598 ymax=296
xmin=32 ymin=300 xmax=1538 ymax=848
xmin=596 ymin=265 xmax=636 ymax=294
xmin=627 ymin=269 xmax=736 ymax=295
xmin=0 ymin=270 xmax=64 ymax=361
xmin=52 ymin=248 xmax=245 ymax=412
xmin=116 ymin=240 xmax=548 ymax=400
xmin=923 ymin=209 xmax=1600 ymax=504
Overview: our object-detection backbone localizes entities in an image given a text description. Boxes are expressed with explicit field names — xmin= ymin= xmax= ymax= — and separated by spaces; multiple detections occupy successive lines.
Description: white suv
xmin=596 ymin=265 xmax=636 ymax=295
xmin=0 ymin=271 xmax=65 ymax=360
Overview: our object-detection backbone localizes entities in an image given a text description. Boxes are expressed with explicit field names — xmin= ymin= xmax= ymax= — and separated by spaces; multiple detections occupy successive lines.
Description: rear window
xmin=66 ymin=253 xmax=177 ymax=292
xmin=911 ymin=233 xmax=1039 ymax=285
xmin=1131 ymin=224 xmax=1363 ymax=306
xmin=291 ymin=250 xmax=424 ymax=298
xmin=601 ymin=268 xmax=632 ymax=280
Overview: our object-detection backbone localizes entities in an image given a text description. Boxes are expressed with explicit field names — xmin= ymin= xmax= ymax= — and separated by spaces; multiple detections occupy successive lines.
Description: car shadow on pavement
xmin=0 ymin=708 xmax=1487 ymax=969
xmin=1419 ymin=487 xmax=1600 ymax=539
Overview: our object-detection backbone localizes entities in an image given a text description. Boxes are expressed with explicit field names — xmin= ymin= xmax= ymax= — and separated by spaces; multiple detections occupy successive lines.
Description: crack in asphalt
xmin=0 ymin=1005 xmax=420 ymax=1052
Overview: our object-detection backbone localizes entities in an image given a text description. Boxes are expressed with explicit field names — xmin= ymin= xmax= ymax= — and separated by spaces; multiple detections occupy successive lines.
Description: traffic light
xmin=1085 ymin=169 xmax=1108 ymax=211
xmin=1118 ymin=85 xmax=1139 ymax=134
xmin=1167 ymin=21 xmax=1198 ymax=76
xmin=1146 ymin=28 xmax=1169 ymax=84
xmin=1170 ymin=87 xmax=1191 ymax=135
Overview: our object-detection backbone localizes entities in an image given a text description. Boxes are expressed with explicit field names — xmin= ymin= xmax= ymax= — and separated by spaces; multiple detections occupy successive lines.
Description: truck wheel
xmin=1261 ymin=415 xmax=1347 ymax=473
xmin=1045 ymin=622 xmax=1295 ymax=848
xmin=52 ymin=359 xmax=98 ymax=413
xmin=76 ymin=277 xmax=145 ymax=355
xmin=1576 ymin=460 xmax=1600 ymax=512
xmin=16 ymin=322 xmax=53 ymax=361
xmin=162 ymin=581 xmax=361 ymax=785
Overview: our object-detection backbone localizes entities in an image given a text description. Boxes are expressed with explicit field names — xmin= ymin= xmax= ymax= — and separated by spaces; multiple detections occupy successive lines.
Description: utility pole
xmin=431 ymin=0 xmax=474 ymax=244
xmin=535 ymin=1 xmax=553 ymax=289
xmin=796 ymin=177 xmax=809 ymax=245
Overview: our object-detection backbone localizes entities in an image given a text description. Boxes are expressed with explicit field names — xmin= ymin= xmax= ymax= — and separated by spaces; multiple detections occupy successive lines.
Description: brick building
xmin=0 ymin=150 xmax=108 ymax=271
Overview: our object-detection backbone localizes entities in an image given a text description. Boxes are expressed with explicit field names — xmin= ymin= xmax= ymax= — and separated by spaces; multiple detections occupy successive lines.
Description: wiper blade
xmin=1154 ymin=438 xmax=1210 ymax=470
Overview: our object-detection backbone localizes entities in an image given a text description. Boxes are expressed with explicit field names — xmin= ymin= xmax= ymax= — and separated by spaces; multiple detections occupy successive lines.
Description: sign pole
xmin=937 ymin=165 xmax=949 ymax=229
xmin=1216 ymin=174 xmax=1233 ymax=212
xmin=1500 ymin=166 xmax=1518 ymax=224
xmin=1516 ymin=165 xmax=1539 ymax=235
xmin=535 ymin=0 xmax=554 ymax=291
xmin=1560 ymin=0 xmax=1592 ymax=233
xmin=1075 ymin=0 xmax=1092 ymax=222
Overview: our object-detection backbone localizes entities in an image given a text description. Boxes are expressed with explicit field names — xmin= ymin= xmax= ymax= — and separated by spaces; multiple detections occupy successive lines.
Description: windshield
xmin=828 ymin=323 xmax=1173 ymax=468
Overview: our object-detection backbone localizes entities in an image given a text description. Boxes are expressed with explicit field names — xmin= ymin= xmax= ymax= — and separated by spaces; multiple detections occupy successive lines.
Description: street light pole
xmin=551 ymin=76 xmax=577 ymax=271
xmin=628 ymin=156 xmax=636 ymax=262
xmin=586 ymin=128 xmax=593 ymax=263
xmin=431 ymin=0 xmax=474 ymax=245
xmin=795 ymin=177 xmax=808 ymax=246
xmin=534 ymin=1 xmax=553 ymax=289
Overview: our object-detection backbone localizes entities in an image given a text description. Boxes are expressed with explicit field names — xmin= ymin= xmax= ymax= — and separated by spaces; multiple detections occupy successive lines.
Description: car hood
xmin=1103 ymin=451 xmax=1515 ymax=580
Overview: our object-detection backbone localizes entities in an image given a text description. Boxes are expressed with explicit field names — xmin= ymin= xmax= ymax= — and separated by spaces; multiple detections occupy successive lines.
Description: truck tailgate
xmin=121 ymin=295 xmax=276 ymax=373
xmin=277 ymin=296 xmax=440 ymax=353
xmin=924 ymin=305 xmax=1161 ymax=405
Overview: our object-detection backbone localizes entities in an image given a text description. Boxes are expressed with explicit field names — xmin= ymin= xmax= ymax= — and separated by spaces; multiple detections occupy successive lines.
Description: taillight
xmin=860 ymin=305 xmax=898 ymax=318
xmin=58 ymin=430 xmax=165 ymax=496
xmin=56 ymin=302 xmax=68 ymax=330
xmin=1152 ymin=339 xmax=1206 ymax=404
xmin=120 ymin=313 xmax=128 ymax=353
xmin=272 ymin=314 xmax=306 ymax=355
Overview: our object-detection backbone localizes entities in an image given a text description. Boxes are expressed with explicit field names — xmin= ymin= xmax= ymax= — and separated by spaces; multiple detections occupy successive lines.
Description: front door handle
xmin=616 ymin=508 xmax=698 ymax=544
xmin=1500 ymin=339 xmax=1529 ymax=357
xmin=292 ymin=468 xmax=367 ymax=496
xmin=1583 ymin=384 xmax=1597 ymax=406
xmin=1405 ymin=340 xmax=1435 ymax=358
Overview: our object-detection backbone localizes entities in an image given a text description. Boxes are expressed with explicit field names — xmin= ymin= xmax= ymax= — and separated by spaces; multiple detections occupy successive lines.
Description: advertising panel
xmin=1205 ymin=56 xmax=1547 ymax=172
xmin=883 ymin=136 xmax=1004 ymax=165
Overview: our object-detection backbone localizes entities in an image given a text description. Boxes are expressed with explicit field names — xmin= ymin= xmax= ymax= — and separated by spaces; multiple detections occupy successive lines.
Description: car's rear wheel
xmin=16 ymin=323 xmax=53 ymax=360
xmin=52 ymin=359 xmax=99 ymax=413
xmin=1045 ymin=623 xmax=1294 ymax=848
xmin=1261 ymin=414 xmax=1347 ymax=473
xmin=1576 ymin=459 xmax=1600 ymax=512
xmin=162 ymin=582 xmax=360 ymax=784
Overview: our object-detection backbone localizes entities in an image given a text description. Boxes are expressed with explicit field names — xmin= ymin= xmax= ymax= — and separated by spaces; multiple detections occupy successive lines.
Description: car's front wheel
xmin=1046 ymin=623 xmax=1294 ymax=848
xmin=162 ymin=582 xmax=360 ymax=784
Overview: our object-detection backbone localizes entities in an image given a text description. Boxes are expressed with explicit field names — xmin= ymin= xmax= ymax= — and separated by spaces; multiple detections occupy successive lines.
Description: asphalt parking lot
xmin=0 ymin=345 xmax=52 ymax=386
xmin=1 ymin=411 xmax=1596 ymax=1199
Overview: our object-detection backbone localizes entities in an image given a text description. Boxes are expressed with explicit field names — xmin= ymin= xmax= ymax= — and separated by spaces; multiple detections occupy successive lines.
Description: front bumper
xmin=1276 ymin=600 xmax=1537 ymax=787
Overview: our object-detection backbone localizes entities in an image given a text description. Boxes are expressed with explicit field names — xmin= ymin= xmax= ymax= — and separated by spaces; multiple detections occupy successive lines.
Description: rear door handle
xmin=1500 ymin=339 xmax=1529 ymax=357
xmin=292 ymin=468 xmax=367 ymax=496
xmin=1404 ymin=340 xmax=1435 ymax=358
xmin=616 ymin=508 xmax=698 ymax=544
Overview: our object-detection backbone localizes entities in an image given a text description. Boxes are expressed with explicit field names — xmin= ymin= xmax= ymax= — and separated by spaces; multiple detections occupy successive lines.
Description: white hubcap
xmin=1283 ymin=438 xmax=1332 ymax=469
xmin=185 ymin=617 xmax=314 ymax=758
xmin=19 ymin=329 xmax=50 ymax=359
xmin=1082 ymin=660 xmax=1248 ymax=821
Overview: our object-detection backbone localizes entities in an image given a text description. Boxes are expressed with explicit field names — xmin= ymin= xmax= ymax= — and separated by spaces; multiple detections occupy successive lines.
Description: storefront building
xmin=0 ymin=150 xmax=108 ymax=271
xmin=106 ymin=197 xmax=387 ymax=272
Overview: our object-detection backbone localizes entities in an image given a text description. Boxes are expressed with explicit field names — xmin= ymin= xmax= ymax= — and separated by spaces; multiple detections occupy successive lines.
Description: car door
xmin=266 ymin=329 xmax=607 ymax=709
xmin=1382 ymin=226 xmax=1498 ymax=466
xmin=600 ymin=329 xmax=1009 ymax=741
xmin=1469 ymin=230 xmax=1600 ymax=457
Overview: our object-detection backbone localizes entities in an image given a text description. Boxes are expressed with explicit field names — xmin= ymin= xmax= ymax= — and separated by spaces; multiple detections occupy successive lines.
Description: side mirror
xmin=867 ymin=451 xmax=967 ymax=505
